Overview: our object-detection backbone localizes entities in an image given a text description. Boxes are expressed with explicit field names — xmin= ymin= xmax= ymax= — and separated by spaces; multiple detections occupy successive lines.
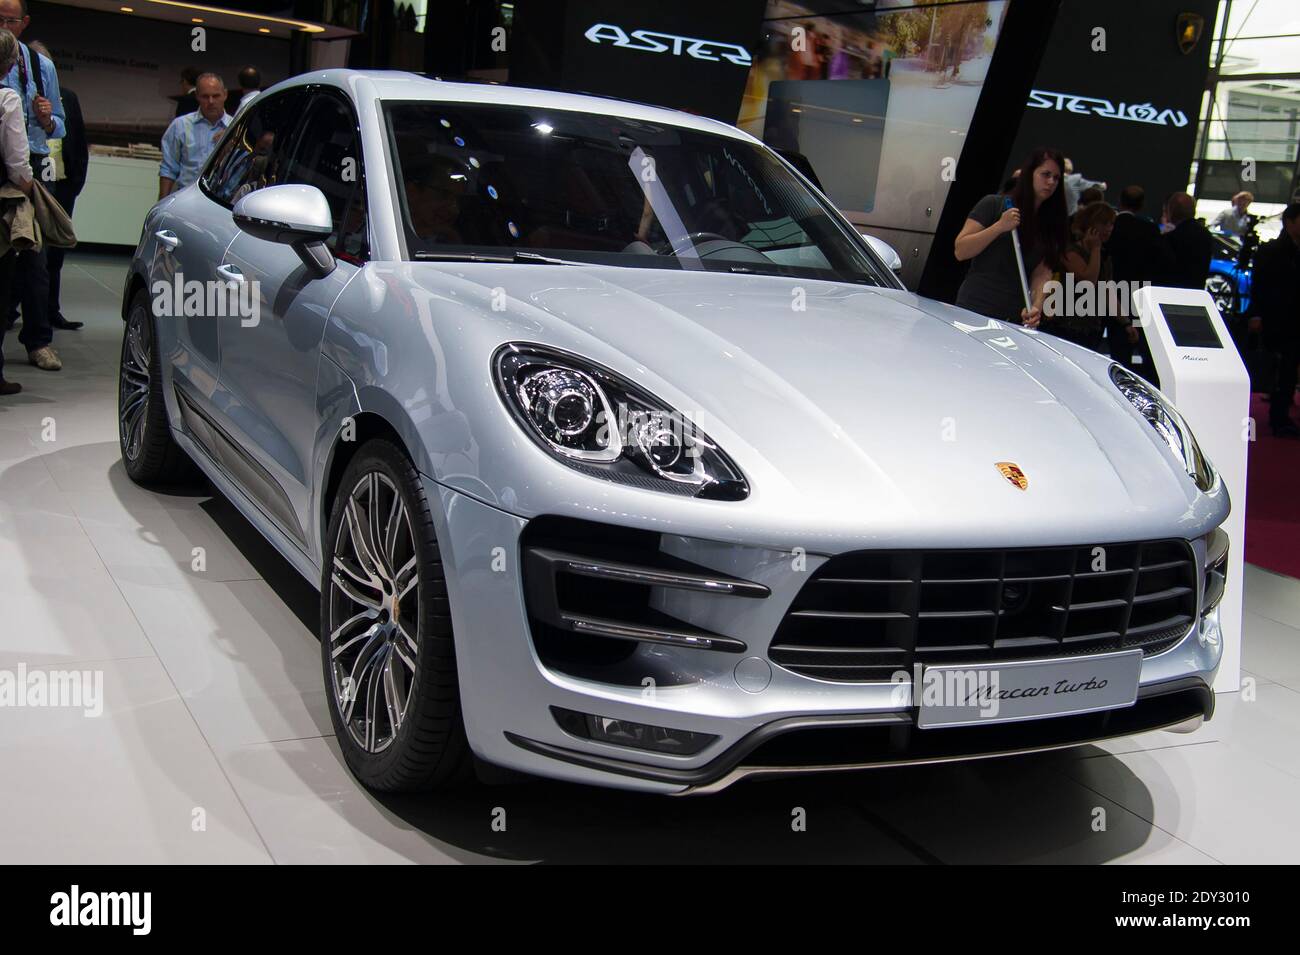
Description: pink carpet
xmin=1245 ymin=393 xmax=1300 ymax=579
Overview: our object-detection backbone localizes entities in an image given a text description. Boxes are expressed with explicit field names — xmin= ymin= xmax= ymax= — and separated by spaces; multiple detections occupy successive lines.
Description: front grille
xmin=769 ymin=540 xmax=1197 ymax=682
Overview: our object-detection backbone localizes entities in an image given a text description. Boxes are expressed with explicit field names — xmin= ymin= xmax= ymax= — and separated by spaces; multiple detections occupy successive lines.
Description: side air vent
xmin=521 ymin=516 xmax=768 ymax=681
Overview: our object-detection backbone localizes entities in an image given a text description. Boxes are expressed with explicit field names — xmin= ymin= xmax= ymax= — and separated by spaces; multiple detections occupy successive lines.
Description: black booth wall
xmin=918 ymin=0 xmax=1061 ymax=302
xmin=1006 ymin=0 xmax=1216 ymax=214
xmin=509 ymin=0 xmax=767 ymax=123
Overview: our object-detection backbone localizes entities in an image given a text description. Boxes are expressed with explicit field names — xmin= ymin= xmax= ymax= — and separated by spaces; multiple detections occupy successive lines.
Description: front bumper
xmin=428 ymin=480 xmax=1223 ymax=794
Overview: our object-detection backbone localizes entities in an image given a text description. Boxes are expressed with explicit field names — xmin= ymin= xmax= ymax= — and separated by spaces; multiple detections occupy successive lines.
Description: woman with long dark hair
xmin=1049 ymin=199 xmax=1117 ymax=352
xmin=953 ymin=146 xmax=1069 ymax=328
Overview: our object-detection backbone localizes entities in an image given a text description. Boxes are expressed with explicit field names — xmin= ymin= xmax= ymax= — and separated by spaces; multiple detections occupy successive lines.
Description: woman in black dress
xmin=953 ymin=146 xmax=1069 ymax=329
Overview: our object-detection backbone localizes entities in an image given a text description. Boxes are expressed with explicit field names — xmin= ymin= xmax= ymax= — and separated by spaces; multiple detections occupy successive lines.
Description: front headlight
xmin=1109 ymin=364 xmax=1217 ymax=492
xmin=494 ymin=343 xmax=749 ymax=500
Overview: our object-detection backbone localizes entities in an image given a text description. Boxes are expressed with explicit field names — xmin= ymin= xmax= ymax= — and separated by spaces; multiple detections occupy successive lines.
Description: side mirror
xmin=233 ymin=184 xmax=336 ymax=278
xmin=862 ymin=233 xmax=903 ymax=274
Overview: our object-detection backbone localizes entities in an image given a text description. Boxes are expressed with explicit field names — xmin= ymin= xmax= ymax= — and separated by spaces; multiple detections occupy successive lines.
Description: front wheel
xmin=1205 ymin=273 xmax=1237 ymax=318
xmin=321 ymin=439 xmax=470 ymax=791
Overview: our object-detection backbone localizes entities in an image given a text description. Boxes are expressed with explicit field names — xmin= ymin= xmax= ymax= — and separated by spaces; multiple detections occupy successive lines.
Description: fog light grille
xmin=551 ymin=707 xmax=717 ymax=756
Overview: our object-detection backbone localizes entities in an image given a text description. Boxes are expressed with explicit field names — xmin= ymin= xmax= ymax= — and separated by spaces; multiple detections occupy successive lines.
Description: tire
xmin=321 ymin=439 xmax=471 ymax=791
xmin=1205 ymin=274 xmax=1237 ymax=318
xmin=119 ymin=289 xmax=196 ymax=484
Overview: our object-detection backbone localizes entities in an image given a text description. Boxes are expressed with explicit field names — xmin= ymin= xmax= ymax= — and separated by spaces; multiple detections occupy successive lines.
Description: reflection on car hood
xmin=403 ymin=262 xmax=1217 ymax=547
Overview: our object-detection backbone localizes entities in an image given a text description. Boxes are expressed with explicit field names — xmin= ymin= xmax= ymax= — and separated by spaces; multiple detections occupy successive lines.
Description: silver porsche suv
xmin=119 ymin=70 xmax=1230 ymax=794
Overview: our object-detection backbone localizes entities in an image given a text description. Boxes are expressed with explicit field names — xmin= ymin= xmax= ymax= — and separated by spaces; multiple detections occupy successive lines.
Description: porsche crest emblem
xmin=1176 ymin=13 xmax=1205 ymax=55
xmin=996 ymin=462 xmax=1029 ymax=490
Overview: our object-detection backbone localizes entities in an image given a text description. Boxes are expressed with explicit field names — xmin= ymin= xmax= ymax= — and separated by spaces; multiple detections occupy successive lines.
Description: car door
xmin=149 ymin=115 xmax=251 ymax=410
xmin=213 ymin=89 xmax=369 ymax=550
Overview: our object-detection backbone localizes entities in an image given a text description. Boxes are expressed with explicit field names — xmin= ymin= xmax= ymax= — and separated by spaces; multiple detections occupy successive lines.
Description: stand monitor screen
xmin=1159 ymin=304 xmax=1223 ymax=349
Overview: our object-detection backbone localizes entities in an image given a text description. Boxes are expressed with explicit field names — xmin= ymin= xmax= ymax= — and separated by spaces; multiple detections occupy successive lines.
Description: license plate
xmin=916 ymin=649 xmax=1142 ymax=729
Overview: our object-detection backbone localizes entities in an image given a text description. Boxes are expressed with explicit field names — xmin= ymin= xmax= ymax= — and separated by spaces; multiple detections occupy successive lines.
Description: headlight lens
xmin=494 ymin=344 xmax=748 ymax=500
xmin=1109 ymin=364 xmax=1217 ymax=491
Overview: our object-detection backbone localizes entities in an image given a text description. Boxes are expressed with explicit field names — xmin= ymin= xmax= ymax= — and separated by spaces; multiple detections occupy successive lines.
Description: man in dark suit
xmin=1160 ymin=192 xmax=1213 ymax=290
xmin=173 ymin=66 xmax=199 ymax=118
xmin=30 ymin=41 xmax=84 ymax=330
xmin=226 ymin=65 xmax=261 ymax=116
xmin=1108 ymin=187 xmax=1162 ymax=280
xmin=1249 ymin=204 xmax=1300 ymax=437
xmin=1105 ymin=185 xmax=1166 ymax=371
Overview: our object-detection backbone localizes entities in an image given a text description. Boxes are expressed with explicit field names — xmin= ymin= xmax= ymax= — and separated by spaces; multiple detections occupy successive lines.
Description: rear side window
xmin=202 ymin=90 xmax=306 ymax=207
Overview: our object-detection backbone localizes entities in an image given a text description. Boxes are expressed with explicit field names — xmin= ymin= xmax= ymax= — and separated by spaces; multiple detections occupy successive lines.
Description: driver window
xmin=282 ymin=94 xmax=368 ymax=261
xmin=203 ymin=91 xmax=304 ymax=207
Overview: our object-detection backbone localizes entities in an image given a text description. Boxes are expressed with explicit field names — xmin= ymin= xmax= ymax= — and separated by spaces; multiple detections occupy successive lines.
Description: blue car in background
xmin=1206 ymin=230 xmax=1254 ymax=318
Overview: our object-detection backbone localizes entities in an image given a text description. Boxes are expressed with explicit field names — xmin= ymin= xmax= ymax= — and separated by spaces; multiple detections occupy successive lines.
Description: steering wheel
xmin=655 ymin=232 xmax=735 ymax=257
xmin=670 ymin=232 xmax=733 ymax=255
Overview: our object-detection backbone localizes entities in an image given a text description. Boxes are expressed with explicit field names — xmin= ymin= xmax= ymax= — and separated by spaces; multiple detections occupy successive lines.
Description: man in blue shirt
xmin=159 ymin=73 xmax=230 ymax=197
xmin=0 ymin=0 xmax=70 ymax=370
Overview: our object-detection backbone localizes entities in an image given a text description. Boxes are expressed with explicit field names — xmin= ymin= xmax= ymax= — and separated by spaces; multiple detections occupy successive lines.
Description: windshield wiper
xmin=412 ymin=250 xmax=581 ymax=265
xmin=512 ymin=250 xmax=583 ymax=265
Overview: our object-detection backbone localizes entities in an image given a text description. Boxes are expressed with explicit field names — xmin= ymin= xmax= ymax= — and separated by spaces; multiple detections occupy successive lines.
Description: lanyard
xmin=16 ymin=48 xmax=28 ymax=128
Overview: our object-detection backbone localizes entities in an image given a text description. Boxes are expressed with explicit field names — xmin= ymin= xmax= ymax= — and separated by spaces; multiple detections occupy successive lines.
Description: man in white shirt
xmin=1062 ymin=157 xmax=1106 ymax=215
xmin=158 ymin=73 xmax=230 ymax=197
xmin=1212 ymin=191 xmax=1253 ymax=236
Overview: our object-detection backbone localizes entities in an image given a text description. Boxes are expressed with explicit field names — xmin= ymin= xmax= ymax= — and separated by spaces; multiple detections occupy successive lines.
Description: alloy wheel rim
xmin=328 ymin=471 xmax=419 ymax=753
xmin=1205 ymin=276 xmax=1234 ymax=314
xmin=119 ymin=307 xmax=152 ymax=462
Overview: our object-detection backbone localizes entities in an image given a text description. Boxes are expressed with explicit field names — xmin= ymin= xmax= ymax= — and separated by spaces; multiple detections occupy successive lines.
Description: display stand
xmin=1132 ymin=286 xmax=1249 ymax=693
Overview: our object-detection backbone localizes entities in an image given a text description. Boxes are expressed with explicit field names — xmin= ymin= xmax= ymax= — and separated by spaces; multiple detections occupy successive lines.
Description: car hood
xmin=402 ymin=263 xmax=1225 ymax=549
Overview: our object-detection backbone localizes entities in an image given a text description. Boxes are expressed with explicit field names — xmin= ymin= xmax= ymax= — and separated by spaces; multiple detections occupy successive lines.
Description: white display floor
xmin=1 ymin=253 xmax=1297 ymax=864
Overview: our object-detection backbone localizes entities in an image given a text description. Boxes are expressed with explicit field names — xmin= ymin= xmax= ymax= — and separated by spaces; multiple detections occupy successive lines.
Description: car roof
xmin=264 ymin=69 xmax=760 ymax=144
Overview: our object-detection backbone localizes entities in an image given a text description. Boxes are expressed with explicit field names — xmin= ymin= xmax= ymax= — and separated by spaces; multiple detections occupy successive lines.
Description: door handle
xmin=155 ymin=230 xmax=180 ymax=251
xmin=216 ymin=264 xmax=245 ymax=284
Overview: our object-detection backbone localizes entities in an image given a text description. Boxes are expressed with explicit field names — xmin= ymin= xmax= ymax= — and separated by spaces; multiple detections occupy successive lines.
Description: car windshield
xmin=385 ymin=101 xmax=890 ymax=286
xmin=1212 ymin=232 xmax=1242 ymax=256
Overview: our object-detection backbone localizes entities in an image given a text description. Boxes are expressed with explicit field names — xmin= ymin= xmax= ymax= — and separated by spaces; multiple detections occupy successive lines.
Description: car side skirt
xmin=172 ymin=427 xmax=321 ymax=586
